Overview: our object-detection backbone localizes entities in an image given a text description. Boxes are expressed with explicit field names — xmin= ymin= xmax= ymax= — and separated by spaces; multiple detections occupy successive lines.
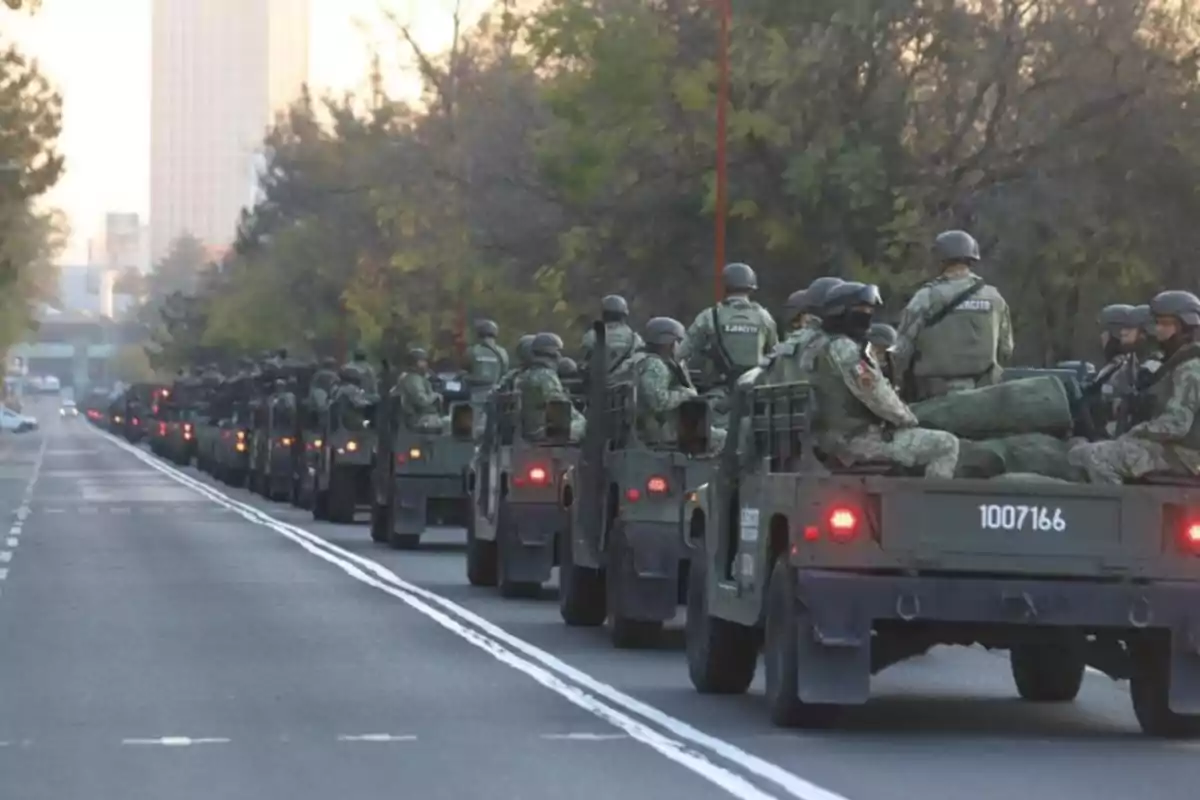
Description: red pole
xmin=714 ymin=0 xmax=730 ymax=302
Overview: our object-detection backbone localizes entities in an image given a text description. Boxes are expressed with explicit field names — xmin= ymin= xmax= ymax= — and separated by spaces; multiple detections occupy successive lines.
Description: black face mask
xmin=823 ymin=310 xmax=874 ymax=341
xmin=1103 ymin=337 xmax=1124 ymax=362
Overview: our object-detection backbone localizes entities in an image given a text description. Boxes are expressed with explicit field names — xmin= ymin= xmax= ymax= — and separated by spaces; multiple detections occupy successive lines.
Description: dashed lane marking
xmin=335 ymin=734 xmax=418 ymax=742
xmin=5 ymin=538 xmax=16 ymax=548
xmin=0 ymin=551 xmax=11 ymax=563
xmin=0 ymin=568 xmax=8 ymax=581
xmin=121 ymin=737 xmax=231 ymax=747
xmin=541 ymin=733 xmax=629 ymax=741
xmin=101 ymin=428 xmax=849 ymax=800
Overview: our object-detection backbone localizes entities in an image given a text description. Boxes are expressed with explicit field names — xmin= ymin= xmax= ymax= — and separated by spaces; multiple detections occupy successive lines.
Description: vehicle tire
xmin=1010 ymin=639 xmax=1085 ymax=702
xmin=497 ymin=501 xmax=540 ymax=599
xmin=327 ymin=467 xmax=356 ymax=523
xmin=388 ymin=531 xmax=421 ymax=550
xmin=312 ymin=486 xmax=330 ymax=520
xmin=686 ymin=554 xmax=758 ymax=695
xmin=607 ymin=521 xmax=662 ymax=649
xmin=558 ymin=515 xmax=606 ymax=627
xmin=1131 ymin=638 xmax=1200 ymax=738
xmin=466 ymin=508 xmax=498 ymax=587
xmin=370 ymin=500 xmax=391 ymax=544
xmin=764 ymin=559 xmax=841 ymax=729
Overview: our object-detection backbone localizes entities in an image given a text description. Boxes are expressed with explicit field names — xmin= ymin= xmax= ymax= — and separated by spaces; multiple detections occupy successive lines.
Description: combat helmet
xmin=722 ymin=262 xmax=758 ymax=293
xmin=644 ymin=316 xmax=686 ymax=346
xmin=933 ymin=230 xmax=981 ymax=263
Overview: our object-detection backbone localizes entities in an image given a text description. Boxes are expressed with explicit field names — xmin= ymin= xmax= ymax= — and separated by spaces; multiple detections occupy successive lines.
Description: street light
xmin=714 ymin=0 xmax=730 ymax=302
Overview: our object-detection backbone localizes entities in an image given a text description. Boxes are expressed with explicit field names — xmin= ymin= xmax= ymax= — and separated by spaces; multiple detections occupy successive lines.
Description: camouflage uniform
xmin=344 ymin=351 xmax=378 ymax=395
xmin=761 ymin=277 xmax=843 ymax=385
xmin=517 ymin=333 xmax=585 ymax=442
xmin=497 ymin=334 xmax=536 ymax=392
xmin=811 ymin=282 xmax=959 ymax=477
xmin=396 ymin=370 xmax=445 ymax=433
xmin=464 ymin=319 xmax=509 ymax=396
xmin=680 ymin=264 xmax=778 ymax=423
xmin=894 ymin=230 xmax=1013 ymax=400
xmin=309 ymin=358 xmax=339 ymax=410
xmin=630 ymin=351 xmax=726 ymax=452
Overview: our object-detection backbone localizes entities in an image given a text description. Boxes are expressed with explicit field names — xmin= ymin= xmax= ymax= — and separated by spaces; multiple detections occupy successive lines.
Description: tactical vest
xmin=812 ymin=337 xmax=878 ymax=438
xmin=763 ymin=329 xmax=826 ymax=384
xmin=467 ymin=342 xmax=506 ymax=386
xmin=1141 ymin=344 xmax=1200 ymax=450
xmin=518 ymin=363 xmax=560 ymax=439
xmin=713 ymin=301 xmax=768 ymax=377
xmin=603 ymin=322 xmax=638 ymax=375
xmin=912 ymin=279 xmax=999 ymax=378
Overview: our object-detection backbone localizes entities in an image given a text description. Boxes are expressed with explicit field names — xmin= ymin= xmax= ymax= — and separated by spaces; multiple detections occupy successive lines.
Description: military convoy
xmin=93 ymin=327 xmax=1200 ymax=740
xmin=684 ymin=379 xmax=1200 ymax=738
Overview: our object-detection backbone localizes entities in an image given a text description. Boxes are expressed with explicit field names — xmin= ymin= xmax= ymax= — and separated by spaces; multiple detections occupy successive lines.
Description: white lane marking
xmin=43 ymin=508 xmax=64 ymax=514
xmin=122 ymin=737 xmax=230 ymax=746
xmin=99 ymin=432 xmax=832 ymax=800
xmin=336 ymin=734 xmax=418 ymax=742
xmin=0 ymin=552 xmax=11 ymax=563
xmin=541 ymin=732 xmax=629 ymax=741
xmin=5 ymin=538 xmax=16 ymax=548
xmin=0 ymin=568 xmax=7 ymax=580
xmin=7 ymin=526 xmax=18 ymax=536
xmin=110 ymin=507 xmax=130 ymax=514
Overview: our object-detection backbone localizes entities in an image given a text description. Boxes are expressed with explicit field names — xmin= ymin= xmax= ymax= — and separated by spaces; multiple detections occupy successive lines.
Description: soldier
xmin=629 ymin=317 xmax=724 ymax=451
xmin=464 ymin=318 xmax=509 ymax=395
xmin=580 ymin=294 xmax=644 ymax=382
xmin=1082 ymin=304 xmax=1140 ymax=435
xmin=558 ymin=356 xmax=579 ymax=378
xmin=894 ymin=229 xmax=1013 ymax=400
xmin=395 ymin=347 xmax=445 ymax=433
xmin=518 ymin=332 xmax=585 ymax=441
xmin=680 ymin=262 xmax=779 ymax=416
xmin=345 ymin=349 xmax=378 ymax=395
xmin=1132 ymin=303 xmax=1164 ymax=384
xmin=498 ymin=334 xmax=536 ymax=391
xmin=308 ymin=357 xmax=339 ymax=410
xmin=1069 ymin=290 xmax=1200 ymax=483
xmin=811 ymin=281 xmax=960 ymax=478
xmin=867 ymin=323 xmax=898 ymax=384
xmin=762 ymin=276 xmax=844 ymax=385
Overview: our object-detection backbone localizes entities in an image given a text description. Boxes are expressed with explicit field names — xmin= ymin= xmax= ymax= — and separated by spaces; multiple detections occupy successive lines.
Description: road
xmin=1 ymin=398 xmax=1196 ymax=799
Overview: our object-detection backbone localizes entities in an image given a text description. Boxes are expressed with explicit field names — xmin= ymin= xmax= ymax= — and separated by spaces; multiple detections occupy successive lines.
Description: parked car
xmin=0 ymin=406 xmax=38 ymax=433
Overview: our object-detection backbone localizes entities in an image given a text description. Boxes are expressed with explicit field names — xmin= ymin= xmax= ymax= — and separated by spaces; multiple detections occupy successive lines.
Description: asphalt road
xmin=2 ymin=398 xmax=1197 ymax=799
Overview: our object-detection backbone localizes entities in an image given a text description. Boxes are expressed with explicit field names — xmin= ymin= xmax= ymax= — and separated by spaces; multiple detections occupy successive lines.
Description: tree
xmin=0 ymin=35 xmax=65 ymax=352
xmin=139 ymin=0 xmax=1200 ymax=368
xmin=107 ymin=345 xmax=158 ymax=384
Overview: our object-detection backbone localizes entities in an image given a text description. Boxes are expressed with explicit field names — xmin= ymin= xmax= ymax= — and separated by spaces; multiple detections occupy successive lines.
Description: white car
xmin=60 ymin=400 xmax=79 ymax=419
xmin=0 ymin=406 xmax=38 ymax=433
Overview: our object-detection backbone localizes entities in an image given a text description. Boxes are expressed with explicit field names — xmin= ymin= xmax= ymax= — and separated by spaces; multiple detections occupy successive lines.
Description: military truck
xmin=372 ymin=370 xmax=475 ymax=550
xmin=311 ymin=383 xmax=377 ymax=522
xmin=684 ymin=379 xmax=1200 ymax=738
xmin=557 ymin=322 xmax=716 ymax=648
xmin=465 ymin=388 xmax=582 ymax=596
xmin=211 ymin=375 xmax=255 ymax=486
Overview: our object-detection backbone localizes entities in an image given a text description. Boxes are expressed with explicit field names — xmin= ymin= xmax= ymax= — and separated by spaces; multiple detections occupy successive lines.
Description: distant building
xmin=150 ymin=0 xmax=310 ymax=263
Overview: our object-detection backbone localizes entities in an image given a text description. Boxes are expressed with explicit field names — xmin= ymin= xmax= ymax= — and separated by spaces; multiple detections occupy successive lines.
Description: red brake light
xmin=1185 ymin=522 xmax=1200 ymax=550
xmin=625 ymin=488 xmax=641 ymax=502
xmin=132 ymin=417 xmax=140 ymax=426
xmin=528 ymin=466 xmax=548 ymax=485
xmin=828 ymin=507 xmax=858 ymax=539
xmin=184 ymin=423 xmax=193 ymax=432
xmin=158 ymin=422 xmax=166 ymax=435
xmin=646 ymin=476 xmax=668 ymax=494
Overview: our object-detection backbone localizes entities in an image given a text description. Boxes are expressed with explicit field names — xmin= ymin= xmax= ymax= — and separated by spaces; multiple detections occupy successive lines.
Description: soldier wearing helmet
xmin=518 ymin=332 xmax=585 ymax=441
xmin=1081 ymin=304 xmax=1141 ymax=435
xmin=464 ymin=318 xmax=509 ymax=395
xmin=395 ymin=346 xmax=445 ymax=433
xmin=679 ymin=262 xmax=779 ymax=421
xmin=580 ymin=294 xmax=644 ymax=383
xmin=867 ymin=322 xmax=898 ymax=384
xmin=811 ymin=282 xmax=959 ymax=478
xmin=1070 ymin=290 xmax=1200 ymax=483
xmin=894 ymin=230 xmax=1013 ymax=401
xmin=761 ymin=276 xmax=844 ymax=385
xmin=497 ymin=334 xmax=536 ymax=392
xmin=623 ymin=317 xmax=725 ymax=451
xmin=1130 ymin=303 xmax=1164 ymax=382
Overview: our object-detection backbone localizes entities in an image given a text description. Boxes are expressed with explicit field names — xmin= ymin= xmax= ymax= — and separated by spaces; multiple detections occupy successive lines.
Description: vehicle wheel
xmin=312 ymin=485 xmax=330 ymax=520
xmin=1010 ymin=639 xmax=1085 ymax=702
xmin=764 ymin=559 xmax=841 ymax=729
xmin=466 ymin=508 xmax=497 ymax=587
xmin=497 ymin=501 xmax=540 ymax=599
xmin=686 ymin=554 xmax=758 ymax=694
xmin=370 ymin=500 xmax=391 ymax=544
xmin=558 ymin=516 xmax=606 ymax=626
xmin=607 ymin=521 xmax=662 ymax=649
xmin=389 ymin=531 xmax=421 ymax=550
xmin=327 ymin=467 xmax=356 ymax=523
xmin=1131 ymin=638 xmax=1200 ymax=738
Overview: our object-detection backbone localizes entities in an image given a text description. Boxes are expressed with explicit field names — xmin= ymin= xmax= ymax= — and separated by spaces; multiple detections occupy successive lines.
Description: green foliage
xmin=149 ymin=0 xmax=1200 ymax=367
xmin=0 ymin=35 xmax=65 ymax=351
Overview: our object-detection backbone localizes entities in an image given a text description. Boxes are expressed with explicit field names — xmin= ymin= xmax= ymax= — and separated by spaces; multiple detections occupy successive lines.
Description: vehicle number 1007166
xmin=978 ymin=504 xmax=1066 ymax=532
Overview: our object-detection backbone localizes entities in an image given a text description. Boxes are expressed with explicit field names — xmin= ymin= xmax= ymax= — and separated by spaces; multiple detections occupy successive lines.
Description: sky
xmin=5 ymin=0 xmax=491 ymax=264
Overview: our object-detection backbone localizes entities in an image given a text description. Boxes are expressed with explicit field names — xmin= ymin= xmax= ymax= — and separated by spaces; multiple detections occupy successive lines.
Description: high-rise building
xmin=150 ymin=0 xmax=309 ymax=263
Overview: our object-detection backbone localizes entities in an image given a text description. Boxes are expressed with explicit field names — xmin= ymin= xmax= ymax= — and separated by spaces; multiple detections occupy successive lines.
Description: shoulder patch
xmin=955 ymin=299 xmax=993 ymax=312
xmin=854 ymin=360 xmax=876 ymax=388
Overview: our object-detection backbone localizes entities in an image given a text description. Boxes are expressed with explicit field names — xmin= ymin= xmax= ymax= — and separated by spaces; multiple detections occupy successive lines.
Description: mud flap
xmin=611 ymin=521 xmax=680 ymax=623
xmin=795 ymin=587 xmax=872 ymax=705
xmin=393 ymin=480 xmax=428 ymax=536
xmin=499 ymin=503 xmax=561 ymax=586
xmin=1169 ymin=628 xmax=1200 ymax=713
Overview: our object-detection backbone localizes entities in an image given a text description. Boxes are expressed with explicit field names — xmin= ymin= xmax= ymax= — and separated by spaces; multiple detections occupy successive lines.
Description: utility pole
xmin=714 ymin=0 xmax=731 ymax=302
